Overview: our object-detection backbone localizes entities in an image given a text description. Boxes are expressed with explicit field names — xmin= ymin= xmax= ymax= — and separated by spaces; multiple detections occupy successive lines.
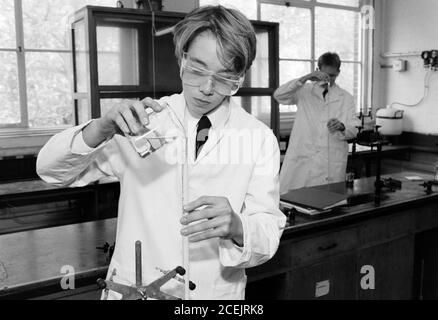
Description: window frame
xmin=197 ymin=0 xmax=374 ymax=132
xmin=0 ymin=0 xmax=135 ymax=154
xmin=0 ymin=0 xmax=134 ymax=130
xmin=0 ymin=0 xmax=373 ymax=148
xmin=0 ymin=0 xmax=27 ymax=129
xmin=0 ymin=0 xmax=73 ymax=130
xmin=259 ymin=0 xmax=370 ymax=115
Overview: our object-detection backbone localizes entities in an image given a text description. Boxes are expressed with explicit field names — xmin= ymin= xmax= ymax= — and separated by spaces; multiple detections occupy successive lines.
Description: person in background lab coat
xmin=274 ymin=52 xmax=360 ymax=195
xmin=37 ymin=5 xmax=286 ymax=300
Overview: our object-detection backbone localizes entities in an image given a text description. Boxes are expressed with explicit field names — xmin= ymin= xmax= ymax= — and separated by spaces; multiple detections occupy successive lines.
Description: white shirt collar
xmin=185 ymin=98 xmax=231 ymax=131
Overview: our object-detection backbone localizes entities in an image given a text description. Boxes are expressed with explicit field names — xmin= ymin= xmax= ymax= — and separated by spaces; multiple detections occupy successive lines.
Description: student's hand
xmin=327 ymin=118 xmax=346 ymax=134
xmin=301 ymin=70 xmax=330 ymax=83
xmin=97 ymin=97 xmax=164 ymax=139
xmin=180 ymin=196 xmax=244 ymax=246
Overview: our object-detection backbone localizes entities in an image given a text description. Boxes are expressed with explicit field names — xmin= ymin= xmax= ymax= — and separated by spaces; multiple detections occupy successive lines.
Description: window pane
xmin=279 ymin=60 xmax=311 ymax=113
xmin=97 ymin=26 xmax=139 ymax=86
xmin=336 ymin=62 xmax=361 ymax=111
xmin=261 ymin=4 xmax=311 ymax=60
xmin=199 ymin=0 xmax=257 ymax=19
xmin=0 ymin=52 xmax=20 ymax=125
xmin=280 ymin=61 xmax=311 ymax=86
xmin=75 ymin=98 xmax=90 ymax=125
xmin=233 ymin=96 xmax=272 ymax=127
xmin=317 ymin=0 xmax=360 ymax=7
xmin=0 ymin=0 xmax=16 ymax=48
xmin=243 ymin=28 xmax=269 ymax=88
xmin=100 ymin=98 xmax=132 ymax=117
xmin=22 ymin=0 xmax=117 ymax=50
xmin=73 ymin=20 xmax=88 ymax=93
xmin=26 ymin=52 xmax=73 ymax=127
xmin=315 ymin=7 xmax=361 ymax=61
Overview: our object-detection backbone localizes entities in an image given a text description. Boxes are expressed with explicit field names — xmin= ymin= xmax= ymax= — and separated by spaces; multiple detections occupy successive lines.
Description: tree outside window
xmin=0 ymin=0 xmax=117 ymax=129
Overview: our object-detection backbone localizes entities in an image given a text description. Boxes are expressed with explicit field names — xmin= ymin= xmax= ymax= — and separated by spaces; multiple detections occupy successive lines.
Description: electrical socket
xmin=393 ymin=59 xmax=407 ymax=72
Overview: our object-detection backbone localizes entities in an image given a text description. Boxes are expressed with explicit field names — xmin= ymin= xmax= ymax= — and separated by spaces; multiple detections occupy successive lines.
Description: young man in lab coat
xmin=274 ymin=52 xmax=360 ymax=194
xmin=37 ymin=5 xmax=286 ymax=300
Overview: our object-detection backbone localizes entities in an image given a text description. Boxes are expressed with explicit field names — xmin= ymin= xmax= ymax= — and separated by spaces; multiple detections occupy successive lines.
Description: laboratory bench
xmin=1 ymin=171 xmax=438 ymax=300
xmin=280 ymin=144 xmax=412 ymax=178
xmin=246 ymin=171 xmax=438 ymax=300
xmin=0 ymin=218 xmax=116 ymax=300
xmin=0 ymin=177 xmax=119 ymax=235
xmin=348 ymin=144 xmax=412 ymax=178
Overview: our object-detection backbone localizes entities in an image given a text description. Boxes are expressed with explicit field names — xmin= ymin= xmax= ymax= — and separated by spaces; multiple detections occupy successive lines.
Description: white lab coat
xmin=274 ymin=79 xmax=359 ymax=194
xmin=36 ymin=93 xmax=286 ymax=300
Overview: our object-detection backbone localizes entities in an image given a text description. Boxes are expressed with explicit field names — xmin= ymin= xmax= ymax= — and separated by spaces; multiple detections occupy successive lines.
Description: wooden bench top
xmin=0 ymin=218 xmax=117 ymax=297
xmin=0 ymin=177 xmax=119 ymax=198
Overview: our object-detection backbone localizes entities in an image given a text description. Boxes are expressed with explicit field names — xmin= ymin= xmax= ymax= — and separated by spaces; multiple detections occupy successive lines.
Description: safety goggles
xmin=180 ymin=52 xmax=244 ymax=96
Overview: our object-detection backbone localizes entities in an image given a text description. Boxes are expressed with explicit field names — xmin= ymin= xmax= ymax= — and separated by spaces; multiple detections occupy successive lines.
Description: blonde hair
xmin=173 ymin=5 xmax=257 ymax=75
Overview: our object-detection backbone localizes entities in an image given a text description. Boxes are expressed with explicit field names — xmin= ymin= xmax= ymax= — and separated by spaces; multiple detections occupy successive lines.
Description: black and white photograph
xmin=0 ymin=0 xmax=437 ymax=310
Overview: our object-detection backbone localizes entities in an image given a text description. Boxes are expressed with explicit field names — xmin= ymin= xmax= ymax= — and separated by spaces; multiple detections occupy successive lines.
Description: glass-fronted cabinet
xmin=71 ymin=6 xmax=279 ymax=136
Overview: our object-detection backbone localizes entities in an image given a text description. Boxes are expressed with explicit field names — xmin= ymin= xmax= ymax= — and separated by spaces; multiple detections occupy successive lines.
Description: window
xmin=261 ymin=3 xmax=313 ymax=114
xmin=0 ymin=0 xmax=117 ymax=129
xmin=199 ymin=0 xmax=280 ymax=132
xmin=262 ymin=0 xmax=363 ymax=115
xmin=199 ymin=0 xmax=370 ymax=116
